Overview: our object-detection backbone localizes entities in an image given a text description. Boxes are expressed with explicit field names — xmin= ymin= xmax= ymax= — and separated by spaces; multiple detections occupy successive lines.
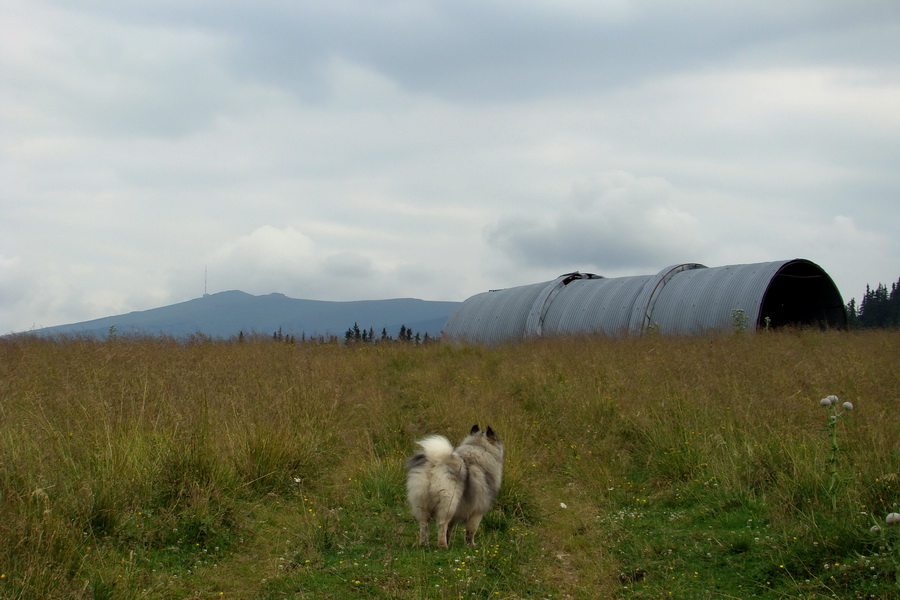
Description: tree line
xmin=846 ymin=277 xmax=900 ymax=329
xmin=342 ymin=322 xmax=434 ymax=345
xmin=234 ymin=324 xmax=436 ymax=345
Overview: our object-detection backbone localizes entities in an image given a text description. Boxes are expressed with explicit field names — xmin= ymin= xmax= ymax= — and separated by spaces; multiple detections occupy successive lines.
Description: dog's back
xmin=405 ymin=426 xmax=504 ymax=548
xmin=455 ymin=428 xmax=504 ymax=520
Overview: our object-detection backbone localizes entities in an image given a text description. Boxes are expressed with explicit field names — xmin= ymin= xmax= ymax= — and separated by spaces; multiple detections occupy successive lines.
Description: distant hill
xmin=26 ymin=291 xmax=461 ymax=340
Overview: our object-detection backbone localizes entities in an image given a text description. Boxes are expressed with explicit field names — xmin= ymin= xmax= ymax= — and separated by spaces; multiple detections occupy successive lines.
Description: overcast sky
xmin=2 ymin=0 xmax=898 ymax=333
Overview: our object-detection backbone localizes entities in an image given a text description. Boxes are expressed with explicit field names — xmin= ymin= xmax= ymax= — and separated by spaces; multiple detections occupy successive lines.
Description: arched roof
xmin=443 ymin=259 xmax=846 ymax=344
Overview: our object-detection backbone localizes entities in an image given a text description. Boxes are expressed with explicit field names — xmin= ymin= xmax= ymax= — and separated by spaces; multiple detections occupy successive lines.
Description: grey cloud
xmin=43 ymin=1 xmax=899 ymax=104
xmin=3 ymin=4 xmax=241 ymax=138
xmin=486 ymin=172 xmax=708 ymax=272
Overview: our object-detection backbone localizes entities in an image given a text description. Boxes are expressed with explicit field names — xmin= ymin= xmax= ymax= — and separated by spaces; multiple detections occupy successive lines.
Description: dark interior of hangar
xmin=760 ymin=260 xmax=847 ymax=329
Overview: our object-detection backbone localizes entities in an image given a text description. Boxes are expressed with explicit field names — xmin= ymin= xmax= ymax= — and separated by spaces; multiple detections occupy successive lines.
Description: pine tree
xmin=848 ymin=276 xmax=900 ymax=328
xmin=888 ymin=279 xmax=900 ymax=327
xmin=846 ymin=298 xmax=859 ymax=329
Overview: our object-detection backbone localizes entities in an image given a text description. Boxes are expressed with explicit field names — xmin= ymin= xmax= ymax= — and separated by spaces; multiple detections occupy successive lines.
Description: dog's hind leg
xmin=464 ymin=513 xmax=484 ymax=545
xmin=437 ymin=520 xmax=451 ymax=549
xmin=444 ymin=521 xmax=457 ymax=548
xmin=417 ymin=520 xmax=429 ymax=546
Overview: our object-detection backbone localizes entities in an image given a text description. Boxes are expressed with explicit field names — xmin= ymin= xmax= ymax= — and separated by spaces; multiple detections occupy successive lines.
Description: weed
xmin=819 ymin=394 xmax=855 ymax=510
xmin=731 ymin=308 xmax=748 ymax=333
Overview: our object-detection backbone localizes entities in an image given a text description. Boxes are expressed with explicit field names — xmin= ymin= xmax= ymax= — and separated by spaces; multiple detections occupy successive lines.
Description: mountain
xmin=26 ymin=291 xmax=461 ymax=340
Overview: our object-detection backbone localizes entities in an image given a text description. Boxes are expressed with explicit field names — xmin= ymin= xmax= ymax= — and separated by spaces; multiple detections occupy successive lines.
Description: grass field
xmin=1 ymin=329 xmax=898 ymax=599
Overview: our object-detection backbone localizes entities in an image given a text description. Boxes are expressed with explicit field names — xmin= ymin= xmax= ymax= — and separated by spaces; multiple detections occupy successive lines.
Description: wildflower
xmin=560 ymin=503 xmax=568 ymax=509
xmin=871 ymin=525 xmax=881 ymax=534
xmin=842 ymin=402 xmax=854 ymax=411
xmin=886 ymin=512 xmax=900 ymax=525
xmin=819 ymin=398 xmax=832 ymax=407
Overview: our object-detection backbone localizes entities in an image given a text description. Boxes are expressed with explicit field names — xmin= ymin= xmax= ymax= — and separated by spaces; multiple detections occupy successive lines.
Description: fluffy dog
xmin=405 ymin=424 xmax=504 ymax=548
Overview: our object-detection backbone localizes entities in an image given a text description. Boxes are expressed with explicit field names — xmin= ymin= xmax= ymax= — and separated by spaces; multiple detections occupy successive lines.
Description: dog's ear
xmin=470 ymin=424 xmax=480 ymax=435
xmin=486 ymin=426 xmax=497 ymax=441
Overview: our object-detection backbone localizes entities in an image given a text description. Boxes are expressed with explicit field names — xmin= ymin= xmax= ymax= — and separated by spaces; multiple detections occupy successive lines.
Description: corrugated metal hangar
xmin=442 ymin=259 xmax=847 ymax=344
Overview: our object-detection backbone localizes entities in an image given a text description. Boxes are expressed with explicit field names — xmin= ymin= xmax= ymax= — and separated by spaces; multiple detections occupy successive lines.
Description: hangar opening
xmin=760 ymin=260 xmax=847 ymax=330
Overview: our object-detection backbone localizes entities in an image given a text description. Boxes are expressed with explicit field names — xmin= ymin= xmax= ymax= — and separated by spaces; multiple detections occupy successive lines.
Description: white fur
xmin=405 ymin=427 xmax=504 ymax=548
xmin=416 ymin=434 xmax=455 ymax=462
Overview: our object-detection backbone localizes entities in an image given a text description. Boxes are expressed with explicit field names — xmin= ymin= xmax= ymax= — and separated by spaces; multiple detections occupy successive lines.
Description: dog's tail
xmin=416 ymin=434 xmax=455 ymax=462
xmin=405 ymin=434 xmax=455 ymax=470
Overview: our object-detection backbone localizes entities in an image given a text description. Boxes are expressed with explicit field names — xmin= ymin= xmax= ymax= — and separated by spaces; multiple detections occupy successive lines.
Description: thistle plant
xmin=869 ymin=512 xmax=900 ymax=584
xmin=819 ymin=394 xmax=854 ymax=510
xmin=731 ymin=309 xmax=748 ymax=334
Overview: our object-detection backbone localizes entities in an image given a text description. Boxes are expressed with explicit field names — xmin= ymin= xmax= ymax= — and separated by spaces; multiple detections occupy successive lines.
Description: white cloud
xmin=207 ymin=226 xmax=316 ymax=287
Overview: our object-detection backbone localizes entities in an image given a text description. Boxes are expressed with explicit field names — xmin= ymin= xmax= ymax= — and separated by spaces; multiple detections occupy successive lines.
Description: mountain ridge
xmin=24 ymin=290 xmax=461 ymax=340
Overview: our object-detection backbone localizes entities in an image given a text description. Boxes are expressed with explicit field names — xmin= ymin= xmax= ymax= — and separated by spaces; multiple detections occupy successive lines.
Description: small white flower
xmin=886 ymin=512 xmax=900 ymax=525
xmin=819 ymin=398 xmax=832 ymax=407
xmin=560 ymin=503 xmax=568 ymax=509
xmin=870 ymin=525 xmax=881 ymax=534
xmin=826 ymin=395 xmax=839 ymax=405
xmin=842 ymin=402 xmax=854 ymax=411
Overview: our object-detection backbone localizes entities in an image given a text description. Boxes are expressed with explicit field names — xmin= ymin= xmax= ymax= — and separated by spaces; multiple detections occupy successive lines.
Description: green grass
xmin=0 ymin=330 xmax=898 ymax=598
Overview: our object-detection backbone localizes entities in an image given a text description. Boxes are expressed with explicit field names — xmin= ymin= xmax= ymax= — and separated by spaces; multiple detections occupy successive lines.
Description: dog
xmin=405 ymin=424 xmax=504 ymax=548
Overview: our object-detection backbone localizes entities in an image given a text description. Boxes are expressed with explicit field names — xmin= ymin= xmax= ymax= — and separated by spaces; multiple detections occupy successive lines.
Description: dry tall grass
xmin=0 ymin=329 xmax=897 ymax=598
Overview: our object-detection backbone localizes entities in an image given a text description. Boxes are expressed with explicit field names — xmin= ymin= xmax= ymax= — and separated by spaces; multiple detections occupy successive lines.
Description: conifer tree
xmin=846 ymin=276 xmax=900 ymax=328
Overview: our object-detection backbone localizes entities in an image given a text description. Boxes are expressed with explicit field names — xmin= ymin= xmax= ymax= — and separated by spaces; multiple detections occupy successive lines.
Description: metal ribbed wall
xmin=442 ymin=259 xmax=846 ymax=344
xmin=648 ymin=262 xmax=784 ymax=335
xmin=442 ymin=280 xmax=547 ymax=344
xmin=541 ymin=275 xmax=648 ymax=337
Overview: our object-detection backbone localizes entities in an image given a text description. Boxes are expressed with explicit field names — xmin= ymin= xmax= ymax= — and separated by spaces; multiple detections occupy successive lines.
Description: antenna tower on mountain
xmin=204 ymin=265 xmax=209 ymax=297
